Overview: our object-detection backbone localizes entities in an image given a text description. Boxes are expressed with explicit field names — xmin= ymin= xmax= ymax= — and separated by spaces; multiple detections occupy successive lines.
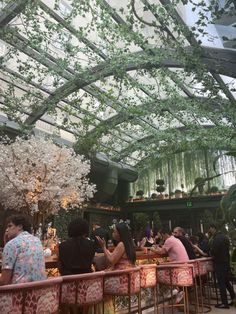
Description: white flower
xmin=0 ymin=136 xmax=96 ymax=216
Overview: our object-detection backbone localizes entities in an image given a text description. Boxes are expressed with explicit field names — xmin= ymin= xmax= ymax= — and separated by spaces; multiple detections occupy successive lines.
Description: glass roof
xmin=0 ymin=0 xmax=236 ymax=168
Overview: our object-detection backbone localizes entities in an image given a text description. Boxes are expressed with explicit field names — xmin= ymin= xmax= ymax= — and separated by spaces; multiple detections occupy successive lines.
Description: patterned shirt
xmin=2 ymin=231 xmax=46 ymax=283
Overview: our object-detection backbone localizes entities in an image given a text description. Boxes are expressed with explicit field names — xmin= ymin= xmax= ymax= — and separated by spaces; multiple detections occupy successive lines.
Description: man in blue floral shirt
xmin=0 ymin=214 xmax=46 ymax=285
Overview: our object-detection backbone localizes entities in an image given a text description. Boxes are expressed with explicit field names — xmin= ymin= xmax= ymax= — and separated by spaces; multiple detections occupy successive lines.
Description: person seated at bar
xmin=0 ymin=214 xmax=46 ymax=285
xmin=59 ymin=217 xmax=95 ymax=275
xmin=189 ymin=235 xmax=208 ymax=257
xmin=173 ymin=226 xmax=196 ymax=260
xmin=140 ymin=225 xmax=155 ymax=248
xmin=96 ymin=222 xmax=136 ymax=313
xmin=196 ymin=232 xmax=210 ymax=256
xmin=151 ymin=227 xmax=189 ymax=262
xmin=96 ymin=222 xmax=136 ymax=270
xmin=90 ymin=221 xmax=109 ymax=253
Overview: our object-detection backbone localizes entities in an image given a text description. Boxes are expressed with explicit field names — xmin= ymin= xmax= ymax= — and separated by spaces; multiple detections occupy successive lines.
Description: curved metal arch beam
xmin=24 ymin=46 xmax=236 ymax=125
xmin=113 ymin=124 xmax=234 ymax=162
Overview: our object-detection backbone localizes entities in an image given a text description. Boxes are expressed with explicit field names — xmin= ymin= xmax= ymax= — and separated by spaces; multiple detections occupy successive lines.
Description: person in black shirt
xmin=59 ymin=218 xmax=95 ymax=275
xmin=90 ymin=222 xmax=109 ymax=253
xmin=209 ymin=224 xmax=235 ymax=308
xmin=173 ymin=227 xmax=196 ymax=260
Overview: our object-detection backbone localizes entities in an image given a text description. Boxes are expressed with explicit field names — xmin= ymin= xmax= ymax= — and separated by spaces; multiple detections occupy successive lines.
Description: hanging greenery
xmin=0 ymin=0 xmax=235 ymax=169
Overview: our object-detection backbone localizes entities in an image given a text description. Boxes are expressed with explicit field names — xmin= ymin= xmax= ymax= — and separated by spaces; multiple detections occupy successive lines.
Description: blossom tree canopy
xmin=0 ymin=136 xmax=96 ymax=216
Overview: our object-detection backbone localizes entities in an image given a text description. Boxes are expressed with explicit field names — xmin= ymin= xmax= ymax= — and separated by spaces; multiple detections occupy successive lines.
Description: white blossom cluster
xmin=0 ymin=136 xmax=96 ymax=216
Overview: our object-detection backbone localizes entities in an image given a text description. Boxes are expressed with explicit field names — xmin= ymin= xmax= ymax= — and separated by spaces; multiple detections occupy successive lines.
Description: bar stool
xmin=140 ymin=264 xmax=158 ymax=313
xmin=195 ymin=258 xmax=211 ymax=313
xmin=104 ymin=267 xmax=141 ymax=313
xmin=157 ymin=263 xmax=194 ymax=314
xmin=60 ymin=271 xmax=104 ymax=314
xmin=0 ymin=277 xmax=62 ymax=314
xmin=199 ymin=257 xmax=218 ymax=306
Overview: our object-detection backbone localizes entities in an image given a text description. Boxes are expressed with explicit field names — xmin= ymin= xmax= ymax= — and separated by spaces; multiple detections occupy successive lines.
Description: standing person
xmin=59 ymin=218 xmax=95 ymax=275
xmin=151 ymin=228 xmax=189 ymax=262
xmin=173 ymin=226 xmax=196 ymax=260
xmin=90 ymin=221 xmax=109 ymax=253
xmin=208 ymin=224 xmax=235 ymax=308
xmin=0 ymin=214 xmax=46 ymax=285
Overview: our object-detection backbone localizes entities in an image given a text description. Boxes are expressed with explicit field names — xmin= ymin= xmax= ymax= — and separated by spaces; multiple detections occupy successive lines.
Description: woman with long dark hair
xmin=96 ymin=222 xmax=136 ymax=269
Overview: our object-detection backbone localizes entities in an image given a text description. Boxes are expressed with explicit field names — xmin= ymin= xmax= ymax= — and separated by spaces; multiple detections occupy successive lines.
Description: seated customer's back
xmin=59 ymin=218 xmax=95 ymax=275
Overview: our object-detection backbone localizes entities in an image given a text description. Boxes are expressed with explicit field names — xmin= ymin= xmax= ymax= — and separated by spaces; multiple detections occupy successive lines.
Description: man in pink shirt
xmin=152 ymin=228 xmax=189 ymax=262
xmin=151 ymin=228 xmax=189 ymax=304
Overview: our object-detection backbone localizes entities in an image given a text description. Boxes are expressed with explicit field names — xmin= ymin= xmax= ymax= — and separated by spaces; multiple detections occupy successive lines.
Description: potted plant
xmin=136 ymin=190 xmax=144 ymax=200
xmin=128 ymin=195 xmax=133 ymax=202
xmin=194 ymin=177 xmax=205 ymax=195
xmin=174 ymin=189 xmax=182 ymax=198
xmin=169 ymin=191 xmax=175 ymax=199
xmin=156 ymin=179 xmax=165 ymax=186
xmin=156 ymin=179 xmax=165 ymax=199
xmin=209 ymin=186 xmax=219 ymax=195
xmin=151 ymin=193 xmax=158 ymax=200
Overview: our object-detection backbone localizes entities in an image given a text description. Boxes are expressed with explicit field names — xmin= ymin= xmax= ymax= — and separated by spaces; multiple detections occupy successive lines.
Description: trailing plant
xmin=0 ymin=0 xmax=235 ymax=169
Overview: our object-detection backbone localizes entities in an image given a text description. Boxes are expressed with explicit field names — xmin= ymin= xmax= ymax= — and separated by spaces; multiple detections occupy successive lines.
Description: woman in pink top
xmin=151 ymin=228 xmax=189 ymax=262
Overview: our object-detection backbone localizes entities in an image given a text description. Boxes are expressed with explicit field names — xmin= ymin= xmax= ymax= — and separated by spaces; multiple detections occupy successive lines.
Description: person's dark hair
xmin=7 ymin=214 xmax=31 ymax=233
xmin=196 ymin=232 xmax=205 ymax=242
xmin=189 ymin=235 xmax=198 ymax=245
xmin=209 ymin=224 xmax=217 ymax=230
xmin=68 ymin=217 xmax=89 ymax=238
xmin=115 ymin=222 xmax=136 ymax=264
xmin=159 ymin=227 xmax=171 ymax=235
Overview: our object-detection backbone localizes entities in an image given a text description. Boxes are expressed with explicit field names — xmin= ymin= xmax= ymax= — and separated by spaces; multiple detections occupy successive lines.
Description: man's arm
xmin=0 ymin=269 xmax=13 ymax=285
xmin=151 ymin=245 xmax=167 ymax=255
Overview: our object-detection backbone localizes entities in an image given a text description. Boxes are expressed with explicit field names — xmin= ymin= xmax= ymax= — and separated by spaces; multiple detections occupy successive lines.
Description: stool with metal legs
xmin=60 ymin=271 xmax=105 ymax=314
xmin=103 ymin=267 xmax=141 ymax=314
xmin=200 ymin=257 xmax=219 ymax=306
xmin=157 ymin=263 xmax=194 ymax=314
xmin=140 ymin=264 xmax=158 ymax=313
xmin=195 ymin=258 xmax=211 ymax=313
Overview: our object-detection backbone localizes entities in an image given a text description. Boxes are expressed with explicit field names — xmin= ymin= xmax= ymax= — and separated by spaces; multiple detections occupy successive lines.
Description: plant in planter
xmin=174 ymin=189 xmax=182 ymax=198
xmin=136 ymin=190 xmax=144 ymax=199
xmin=128 ymin=195 xmax=133 ymax=202
xmin=220 ymin=184 xmax=236 ymax=228
xmin=169 ymin=192 xmax=175 ymax=199
xmin=156 ymin=179 xmax=165 ymax=199
xmin=151 ymin=193 xmax=158 ymax=200
xmin=209 ymin=186 xmax=219 ymax=195
xmin=194 ymin=177 xmax=205 ymax=195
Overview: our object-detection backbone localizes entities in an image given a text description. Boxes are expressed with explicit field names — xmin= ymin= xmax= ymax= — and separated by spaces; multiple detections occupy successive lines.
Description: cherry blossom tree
xmin=0 ymin=136 xmax=96 ymax=220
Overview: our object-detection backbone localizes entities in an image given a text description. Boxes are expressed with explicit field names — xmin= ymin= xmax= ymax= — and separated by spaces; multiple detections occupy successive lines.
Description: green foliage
xmin=153 ymin=212 xmax=162 ymax=233
xmin=0 ymin=0 xmax=235 ymax=169
xmin=54 ymin=207 xmax=83 ymax=241
xmin=220 ymin=184 xmax=236 ymax=227
xmin=156 ymin=179 xmax=165 ymax=185
xmin=136 ymin=190 xmax=144 ymax=197
xmin=209 ymin=186 xmax=219 ymax=193
xmin=156 ymin=185 xmax=165 ymax=193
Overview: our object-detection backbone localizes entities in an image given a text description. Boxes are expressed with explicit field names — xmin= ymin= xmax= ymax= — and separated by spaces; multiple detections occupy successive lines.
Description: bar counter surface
xmin=44 ymin=250 xmax=165 ymax=269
